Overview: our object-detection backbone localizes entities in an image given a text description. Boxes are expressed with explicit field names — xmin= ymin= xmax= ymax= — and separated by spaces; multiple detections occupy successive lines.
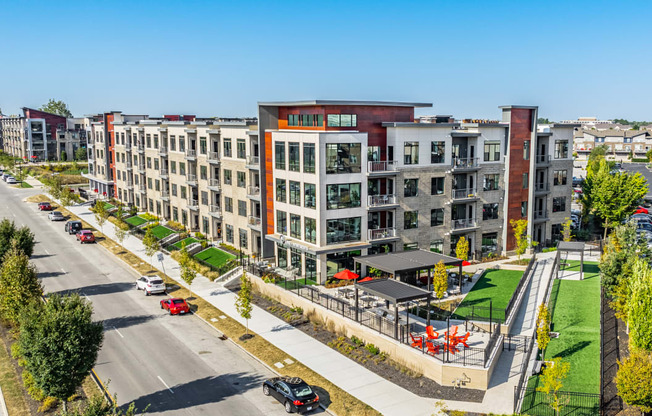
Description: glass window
xmin=199 ymin=137 xmax=207 ymax=155
xmin=325 ymin=143 xmax=361 ymax=174
xmin=430 ymin=177 xmax=444 ymax=195
xmin=553 ymin=170 xmax=567 ymax=186
xmin=368 ymin=146 xmax=380 ymax=162
xmin=404 ymin=211 xmax=418 ymax=229
xmin=430 ymin=240 xmax=443 ymax=254
xmin=554 ymin=141 xmax=569 ymax=159
xmin=290 ymin=248 xmax=301 ymax=270
xmin=223 ymin=138 xmax=232 ymax=157
xmin=404 ymin=142 xmax=419 ymax=165
xmin=304 ymin=183 xmax=316 ymax=209
xmin=238 ymin=200 xmax=247 ymax=217
xmin=305 ymin=253 xmax=316 ymax=279
xmin=483 ymin=203 xmax=499 ymax=220
xmin=523 ymin=140 xmax=530 ymax=160
xmin=553 ymin=197 xmax=566 ymax=212
xmin=201 ymin=191 xmax=208 ymax=205
xmin=326 ymin=114 xmax=357 ymax=127
xmin=288 ymin=114 xmax=299 ymax=126
xmin=521 ymin=201 xmax=527 ymax=217
xmin=289 ymin=181 xmax=301 ymax=206
xmin=290 ymin=214 xmax=301 ymax=238
xmin=326 ymin=217 xmax=361 ymax=244
xmin=404 ymin=179 xmax=418 ymax=197
xmin=147 ymin=157 xmax=152 ymax=168
xmin=275 ymin=142 xmax=285 ymax=170
xmin=304 ymin=218 xmax=316 ymax=244
xmin=276 ymin=179 xmax=286 ymax=203
xmin=431 ymin=141 xmax=445 ymax=163
xmin=200 ymin=165 xmax=207 ymax=180
xmin=326 ymin=183 xmax=361 ymax=209
xmin=483 ymin=174 xmax=500 ymax=191
xmin=225 ymin=224 xmax=234 ymax=243
xmin=170 ymin=161 xmax=177 ymax=174
xmin=170 ymin=135 xmax=176 ymax=151
xmin=522 ymin=172 xmax=529 ymax=189
xmin=276 ymin=210 xmax=287 ymax=235
xmin=289 ymin=142 xmax=300 ymax=171
xmin=303 ymin=143 xmax=315 ymax=173
xmin=178 ymin=136 xmax=186 ymax=152
xmin=225 ymin=196 xmax=233 ymax=213
xmin=239 ymin=228 xmax=248 ymax=249
xmin=404 ymin=243 xmax=418 ymax=251
xmin=484 ymin=142 xmax=500 ymax=162
xmin=236 ymin=139 xmax=246 ymax=159
xmin=481 ymin=233 xmax=498 ymax=256
xmin=277 ymin=246 xmax=287 ymax=268
xmin=171 ymin=184 xmax=177 ymax=196
xmin=430 ymin=208 xmax=444 ymax=226
xmin=237 ymin=171 xmax=246 ymax=188
xmin=223 ymin=169 xmax=232 ymax=185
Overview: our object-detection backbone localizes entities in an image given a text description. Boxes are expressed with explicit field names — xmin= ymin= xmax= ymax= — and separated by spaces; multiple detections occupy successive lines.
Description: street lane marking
xmin=44 ymin=249 xmax=50 ymax=255
xmin=112 ymin=327 xmax=124 ymax=338
xmin=61 ymin=268 xmax=66 ymax=274
xmin=157 ymin=376 xmax=174 ymax=394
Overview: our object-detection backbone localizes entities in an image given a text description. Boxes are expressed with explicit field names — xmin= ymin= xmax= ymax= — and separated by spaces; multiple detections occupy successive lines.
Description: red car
xmin=160 ymin=298 xmax=190 ymax=315
xmin=76 ymin=230 xmax=96 ymax=244
xmin=636 ymin=206 xmax=649 ymax=215
xmin=38 ymin=202 xmax=53 ymax=211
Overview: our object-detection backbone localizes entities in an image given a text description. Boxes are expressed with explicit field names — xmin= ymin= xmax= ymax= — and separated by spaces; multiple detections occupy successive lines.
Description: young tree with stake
xmin=142 ymin=227 xmax=159 ymax=268
xmin=179 ymin=243 xmax=197 ymax=300
xmin=235 ymin=270 xmax=253 ymax=338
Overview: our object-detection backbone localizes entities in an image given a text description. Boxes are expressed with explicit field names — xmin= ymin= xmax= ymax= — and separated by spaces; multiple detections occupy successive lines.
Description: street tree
xmin=455 ymin=236 xmax=469 ymax=262
xmin=647 ymin=148 xmax=652 ymax=163
xmin=39 ymin=99 xmax=73 ymax=117
xmin=92 ymin=201 xmax=109 ymax=235
xmin=18 ymin=294 xmax=103 ymax=412
xmin=616 ymin=349 xmax=652 ymax=413
xmin=562 ymin=218 xmax=572 ymax=242
xmin=537 ymin=357 xmax=571 ymax=416
xmin=235 ymin=270 xmax=253 ymax=337
xmin=431 ymin=260 xmax=448 ymax=301
xmin=74 ymin=147 xmax=87 ymax=161
xmin=0 ymin=245 xmax=42 ymax=325
xmin=113 ymin=222 xmax=129 ymax=253
xmin=179 ymin=243 xmax=197 ymax=299
xmin=142 ymin=227 xmax=159 ymax=268
xmin=510 ymin=219 xmax=537 ymax=260
xmin=629 ymin=258 xmax=652 ymax=351
xmin=60 ymin=187 xmax=74 ymax=208
xmin=536 ymin=303 xmax=551 ymax=359
xmin=0 ymin=219 xmax=35 ymax=262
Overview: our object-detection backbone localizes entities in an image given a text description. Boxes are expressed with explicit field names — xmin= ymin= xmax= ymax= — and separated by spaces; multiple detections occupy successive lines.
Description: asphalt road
xmin=621 ymin=162 xmax=652 ymax=200
xmin=0 ymin=182 xmax=293 ymax=416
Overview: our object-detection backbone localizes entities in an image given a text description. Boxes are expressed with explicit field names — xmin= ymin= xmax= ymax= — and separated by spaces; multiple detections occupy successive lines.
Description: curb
xmin=0 ymin=386 xmax=8 ymax=416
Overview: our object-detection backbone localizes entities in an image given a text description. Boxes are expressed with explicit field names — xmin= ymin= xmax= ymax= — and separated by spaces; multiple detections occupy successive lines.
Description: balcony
xmin=125 ymin=181 xmax=134 ymax=190
xmin=535 ymin=154 xmax=551 ymax=167
xmin=137 ymin=144 xmax=145 ymax=154
xmin=126 ymin=161 xmax=133 ymax=170
xmin=247 ymin=186 xmax=261 ymax=200
xmin=88 ymin=152 xmax=95 ymax=161
xmin=159 ymin=146 xmax=168 ymax=157
xmin=451 ymin=157 xmax=479 ymax=171
xmin=188 ymin=199 xmax=199 ymax=210
xmin=185 ymin=149 xmax=197 ymax=161
xmin=208 ymin=204 xmax=221 ymax=218
xmin=451 ymin=188 xmax=478 ymax=201
xmin=161 ymin=190 xmax=170 ymax=201
xmin=246 ymin=155 xmax=260 ymax=169
xmin=208 ymin=151 xmax=220 ymax=165
xmin=160 ymin=168 xmax=169 ymax=179
xmin=186 ymin=174 xmax=198 ymax=186
xmin=367 ymin=227 xmax=398 ymax=241
xmin=208 ymin=179 xmax=221 ymax=192
xmin=451 ymin=218 xmax=478 ymax=233
xmin=534 ymin=210 xmax=549 ymax=223
xmin=367 ymin=160 xmax=398 ymax=176
xmin=534 ymin=182 xmax=550 ymax=195
xmin=138 ymin=164 xmax=146 ymax=174
xmin=138 ymin=185 xmax=146 ymax=194
xmin=248 ymin=216 xmax=262 ymax=230
xmin=367 ymin=194 xmax=398 ymax=210
xmin=125 ymin=142 xmax=131 ymax=151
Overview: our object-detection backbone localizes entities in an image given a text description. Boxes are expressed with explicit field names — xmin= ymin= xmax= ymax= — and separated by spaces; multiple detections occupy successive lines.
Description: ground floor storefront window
xmin=326 ymin=250 xmax=361 ymax=278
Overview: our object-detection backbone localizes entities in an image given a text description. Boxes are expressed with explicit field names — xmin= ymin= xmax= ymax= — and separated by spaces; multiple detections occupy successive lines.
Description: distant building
xmin=559 ymin=117 xmax=613 ymax=126
xmin=573 ymin=129 xmax=652 ymax=160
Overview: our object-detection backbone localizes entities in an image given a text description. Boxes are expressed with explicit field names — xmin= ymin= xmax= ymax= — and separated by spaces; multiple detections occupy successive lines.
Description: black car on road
xmin=65 ymin=220 xmax=82 ymax=234
xmin=262 ymin=377 xmax=319 ymax=414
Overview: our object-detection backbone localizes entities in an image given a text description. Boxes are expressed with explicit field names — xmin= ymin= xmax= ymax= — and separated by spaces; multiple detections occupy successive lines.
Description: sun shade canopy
xmin=354 ymin=278 xmax=431 ymax=304
xmin=353 ymin=249 xmax=463 ymax=275
xmin=556 ymin=241 xmax=586 ymax=252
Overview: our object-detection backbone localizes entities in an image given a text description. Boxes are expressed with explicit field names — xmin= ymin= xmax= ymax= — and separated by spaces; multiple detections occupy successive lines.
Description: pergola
xmin=353 ymin=278 xmax=432 ymax=338
xmin=353 ymin=249 xmax=465 ymax=291
xmin=556 ymin=241 xmax=586 ymax=280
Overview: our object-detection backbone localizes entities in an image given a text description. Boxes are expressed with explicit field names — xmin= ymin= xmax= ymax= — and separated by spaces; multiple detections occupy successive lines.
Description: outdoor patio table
xmin=338 ymin=288 xmax=354 ymax=298
xmin=360 ymin=295 xmax=376 ymax=307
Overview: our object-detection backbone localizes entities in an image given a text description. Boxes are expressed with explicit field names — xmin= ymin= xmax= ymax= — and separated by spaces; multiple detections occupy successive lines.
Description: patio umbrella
xmin=462 ymin=261 xmax=471 ymax=266
xmin=358 ymin=276 xmax=373 ymax=283
xmin=334 ymin=269 xmax=359 ymax=280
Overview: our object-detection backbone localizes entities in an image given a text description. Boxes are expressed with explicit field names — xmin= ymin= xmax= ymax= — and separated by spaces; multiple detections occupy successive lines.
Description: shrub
xmin=38 ymin=396 xmax=58 ymax=413
xmin=22 ymin=370 xmax=45 ymax=401
xmin=195 ymin=231 xmax=205 ymax=239
xmin=616 ymin=349 xmax=652 ymax=412
xmin=167 ymin=220 xmax=186 ymax=231
xmin=290 ymin=305 xmax=303 ymax=315
xmin=351 ymin=335 xmax=364 ymax=346
xmin=542 ymin=247 xmax=557 ymax=253
xmin=365 ymin=344 xmax=380 ymax=355
xmin=141 ymin=213 xmax=158 ymax=221
xmin=200 ymin=241 xmax=208 ymax=249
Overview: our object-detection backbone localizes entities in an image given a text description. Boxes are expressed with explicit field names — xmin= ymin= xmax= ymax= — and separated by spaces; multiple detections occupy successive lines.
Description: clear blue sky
xmin=1 ymin=0 xmax=650 ymax=121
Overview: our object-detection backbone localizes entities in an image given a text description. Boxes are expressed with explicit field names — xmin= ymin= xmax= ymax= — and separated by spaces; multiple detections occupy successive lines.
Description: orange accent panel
xmin=265 ymin=131 xmax=275 ymax=235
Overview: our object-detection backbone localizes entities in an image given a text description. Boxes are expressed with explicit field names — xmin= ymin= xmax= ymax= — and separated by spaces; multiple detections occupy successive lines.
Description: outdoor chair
xmin=409 ymin=333 xmax=423 ymax=349
xmin=457 ymin=332 xmax=470 ymax=348
xmin=425 ymin=341 xmax=441 ymax=356
xmin=426 ymin=325 xmax=439 ymax=340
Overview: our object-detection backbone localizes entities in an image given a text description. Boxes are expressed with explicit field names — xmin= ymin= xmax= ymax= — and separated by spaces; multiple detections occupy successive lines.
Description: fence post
xmin=311 ymin=287 xmax=313 ymax=303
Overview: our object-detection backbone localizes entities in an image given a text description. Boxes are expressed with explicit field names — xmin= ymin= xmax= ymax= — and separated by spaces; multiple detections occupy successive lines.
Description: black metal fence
xmin=504 ymin=255 xmax=537 ymax=322
xmin=518 ymin=387 xmax=601 ymax=416
xmin=513 ymin=336 xmax=535 ymax=412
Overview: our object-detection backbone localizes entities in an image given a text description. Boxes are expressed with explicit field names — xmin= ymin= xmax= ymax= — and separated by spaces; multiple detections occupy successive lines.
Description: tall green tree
xmin=74 ymin=147 xmax=87 ymax=161
xmin=0 ymin=219 xmax=35 ymax=262
xmin=616 ymin=349 xmax=652 ymax=413
xmin=510 ymin=219 xmax=537 ymax=259
xmin=60 ymin=187 xmax=74 ymax=208
xmin=235 ymin=270 xmax=253 ymax=336
xmin=431 ymin=260 xmax=448 ymax=300
xmin=455 ymin=236 xmax=469 ymax=262
xmin=179 ymin=243 xmax=197 ymax=299
xmin=18 ymin=294 xmax=103 ymax=412
xmin=629 ymin=259 xmax=652 ymax=351
xmin=142 ymin=227 xmax=159 ymax=267
xmin=39 ymin=99 xmax=73 ymax=118
xmin=0 ymin=245 xmax=42 ymax=325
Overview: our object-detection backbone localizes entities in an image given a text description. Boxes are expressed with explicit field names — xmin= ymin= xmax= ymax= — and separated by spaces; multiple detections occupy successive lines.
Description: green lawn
xmin=103 ymin=202 xmax=116 ymax=210
xmin=125 ymin=215 xmax=148 ymax=227
xmin=150 ymin=225 xmax=176 ymax=240
xmin=453 ymin=269 xmax=524 ymax=321
xmin=195 ymin=247 xmax=236 ymax=269
xmin=170 ymin=237 xmax=198 ymax=250
xmin=18 ymin=182 xmax=32 ymax=188
xmin=277 ymin=278 xmax=318 ymax=290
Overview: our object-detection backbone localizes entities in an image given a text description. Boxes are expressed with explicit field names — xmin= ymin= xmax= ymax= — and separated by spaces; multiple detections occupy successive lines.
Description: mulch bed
xmin=250 ymin=291 xmax=486 ymax=403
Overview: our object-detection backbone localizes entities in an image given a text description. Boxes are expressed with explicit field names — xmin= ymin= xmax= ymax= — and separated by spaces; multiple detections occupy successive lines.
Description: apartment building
xmin=574 ymin=129 xmax=652 ymax=160
xmin=0 ymin=108 xmax=68 ymax=161
xmin=258 ymin=101 xmax=575 ymax=283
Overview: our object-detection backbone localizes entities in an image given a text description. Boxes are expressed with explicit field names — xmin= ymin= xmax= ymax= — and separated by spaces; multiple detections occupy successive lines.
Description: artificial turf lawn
xmin=535 ymin=260 xmax=601 ymax=394
xmin=150 ymin=225 xmax=176 ymax=240
xmin=454 ymin=269 xmax=524 ymax=320
xmin=103 ymin=202 xmax=115 ymax=210
xmin=194 ymin=247 xmax=236 ymax=268
xmin=125 ymin=215 xmax=147 ymax=227
xmin=276 ymin=278 xmax=318 ymax=290
xmin=171 ymin=237 xmax=198 ymax=250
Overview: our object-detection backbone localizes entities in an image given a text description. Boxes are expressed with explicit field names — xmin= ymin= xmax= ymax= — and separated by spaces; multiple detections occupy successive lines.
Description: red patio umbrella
xmin=358 ymin=276 xmax=373 ymax=283
xmin=333 ymin=269 xmax=359 ymax=280
xmin=462 ymin=261 xmax=471 ymax=266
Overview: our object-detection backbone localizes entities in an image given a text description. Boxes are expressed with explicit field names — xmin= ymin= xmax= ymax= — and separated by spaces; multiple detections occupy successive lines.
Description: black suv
xmin=65 ymin=220 xmax=82 ymax=234
xmin=262 ymin=377 xmax=319 ymax=414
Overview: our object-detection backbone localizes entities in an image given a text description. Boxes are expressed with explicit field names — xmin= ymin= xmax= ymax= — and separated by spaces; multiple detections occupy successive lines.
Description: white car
xmin=6 ymin=177 xmax=17 ymax=184
xmin=48 ymin=211 xmax=65 ymax=221
xmin=136 ymin=275 xmax=166 ymax=296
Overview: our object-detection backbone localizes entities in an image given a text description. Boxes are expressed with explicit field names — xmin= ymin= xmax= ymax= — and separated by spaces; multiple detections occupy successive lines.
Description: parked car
xmin=48 ymin=211 xmax=65 ymax=221
xmin=572 ymin=177 xmax=583 ymax=187
xmin=637 ymin=222 xmax=652 ymax=233
xmin=1 ymin=173 xmax=9 ymax=181
xmin=6 ymin=177 xmax=17 ymax=184
xmin=262 ymin=377 xmax=319 ymax=414
xmin=65 ymin=220 xmax=82 ymax=234
xmin=76 ymin=230 xmax=95 ymax=244
xmin=135 ymin=275 xmax=166 ymax=296
xmin=636 ymin=206 xmax=649 ymax=215
xmin=160 ymin=298 xmax=190 ymax=315
xmin=38 ymin=202 xmax=53 ymax=211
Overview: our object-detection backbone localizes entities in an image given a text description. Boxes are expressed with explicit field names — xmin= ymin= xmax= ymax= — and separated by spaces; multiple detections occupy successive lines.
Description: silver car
xmin=136 ymin=275 xmax=166 ymax=296
xmin=48 ymin=211 xmax=65 ymax=221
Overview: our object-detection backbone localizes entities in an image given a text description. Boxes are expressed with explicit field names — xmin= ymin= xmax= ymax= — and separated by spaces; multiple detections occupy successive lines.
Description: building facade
xmin=0 ymin=108 xmax=68 ymax=161
xmin=574 ymin=129 xmax=652 ymax=160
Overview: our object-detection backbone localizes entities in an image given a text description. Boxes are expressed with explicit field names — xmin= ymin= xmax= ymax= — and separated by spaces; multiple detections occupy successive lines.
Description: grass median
xmin=0 ymin=330 xmax=30 ymax=416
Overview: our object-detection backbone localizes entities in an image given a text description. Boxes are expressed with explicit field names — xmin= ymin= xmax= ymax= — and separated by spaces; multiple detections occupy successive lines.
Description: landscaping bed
xmin=195 ymin=247 xmax=236 ymax=269
xmin=149 ymin=224 xmax=176 ymax=240
xmin=454 ymin=269 xmax=524 ymax=321
xmin=249 ymin=291 xmax=486 ymax=402
xmin=170 ymin=237 xmax=199 ymax=250
xmin=124 ymin=215 xmax=148 ymax=227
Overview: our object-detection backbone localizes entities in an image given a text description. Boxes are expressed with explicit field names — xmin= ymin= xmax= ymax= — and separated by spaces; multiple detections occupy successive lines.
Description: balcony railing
xmin=534 ymin=210 xmax=548 ymax=220
xmin=535 ymin=154 xmax=551 ymax=164
xmin=186 ymin=174 xmax=197 ymax=185
xmin=188 ymin=199 xmax=199 ymax=209
xmin=138 ymin=164 xmax=146 ymax=173
xmin=368 ymin=227 xmax=397 ymax=240
xmin=125 ymin=181 xmax=133 ymax=189
xmin=138 ymin=185 xmax=146 ymax=193
xmin=125 ymin=142 xmax=131 ymax=151
xmin=367 ymin=194 xmax=397 ymax=207
xmin=185 ymin=149 xmax=197 ymax=159
xmin=247 ymin=186 xmax=260 ymax=197
xmin=137 ymin=144 xmax=145 ymax=153
xmin=160 ymin=168 xmax=168 ymax=177
xmin=535 ymin=182 xmax=549 ymax=192
xmin=451 ymin=188 xmax=477 ymax=200
xmin=367 ymin=160 xmax=397 ymax=173
xmin=248 ymin=216 xmax=262 ymax=227
xmin=208 ymin=151 xmax=219 ymax=163
xmin=159 ymin=146 xmax=168 ymax=156
xmin=161 ymin=190 xmax=169 ymax=199
xmin=125 ymin=161 xmax=133 ymax=169
xmin=452 ymin=218 xmax=477 ymax=230
xmin=208 ymin=179 xmax=221 ymax=191
xmin=209 ymin=204 xmax=220 ymax=213
xmin=451 ymin=157 xmax=479 ymax=170
xmin=246 ymin=155 xmax=260 ymax=166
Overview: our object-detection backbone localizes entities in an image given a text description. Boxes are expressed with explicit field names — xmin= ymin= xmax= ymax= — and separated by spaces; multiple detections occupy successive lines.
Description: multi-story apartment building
xmin=0 ymin=108 xmax=68 ymax=161
xmin=574 ymin=129 xmax=652 ymax=160
xmin=257 ymin=101 xmax=575 ymax=283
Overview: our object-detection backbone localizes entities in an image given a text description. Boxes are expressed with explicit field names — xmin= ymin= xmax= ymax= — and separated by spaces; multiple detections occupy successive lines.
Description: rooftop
xmin=354 ymin=249 xmax=463 ymax=275
xmin=258 ymin=99 xmax=432 ymax=108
